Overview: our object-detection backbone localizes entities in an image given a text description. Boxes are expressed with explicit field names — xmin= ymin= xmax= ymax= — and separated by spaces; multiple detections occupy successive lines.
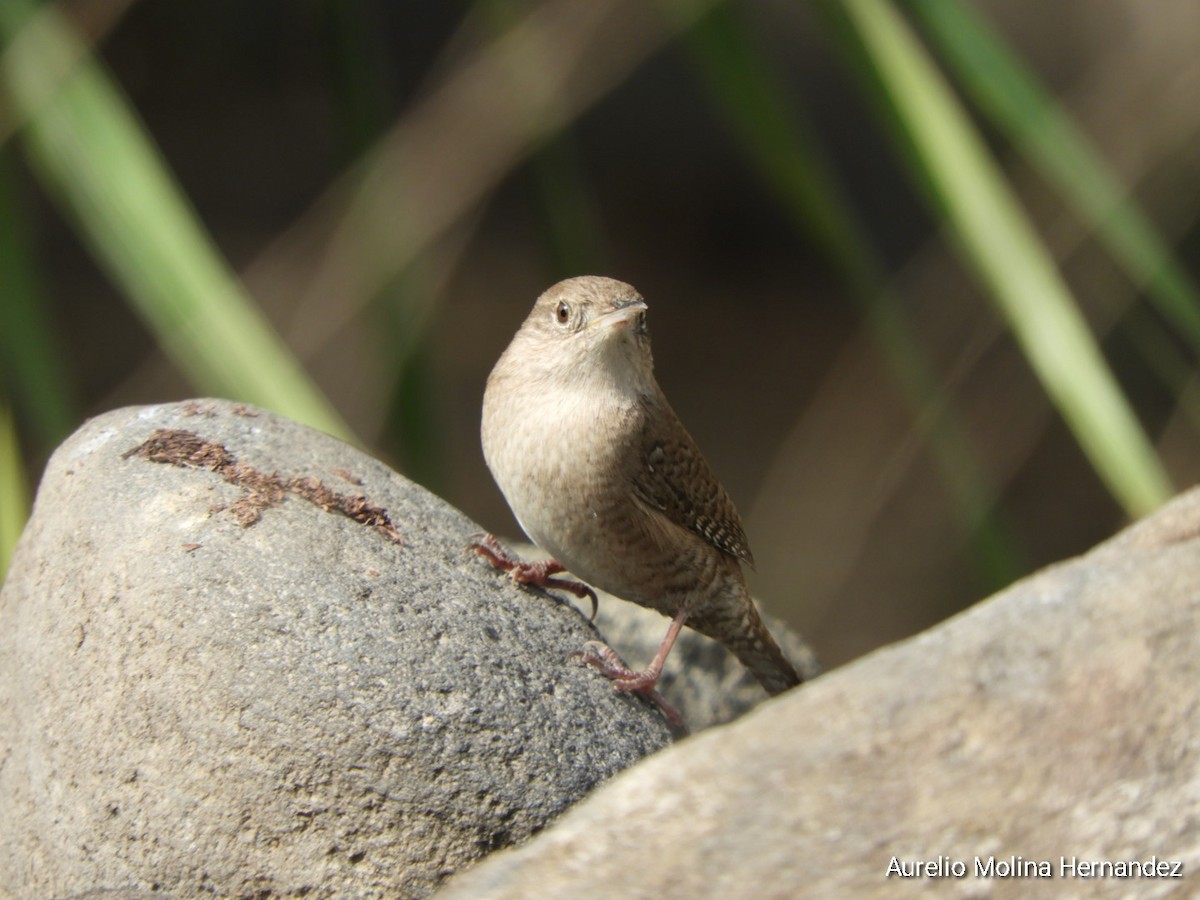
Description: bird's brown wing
xmin=630 ymin=394 xmax=755 ymax=567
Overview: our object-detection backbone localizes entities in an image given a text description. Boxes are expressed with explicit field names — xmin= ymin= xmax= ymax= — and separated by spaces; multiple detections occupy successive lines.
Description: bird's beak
xmin=594 ymin=299 xmax=648 ymax=333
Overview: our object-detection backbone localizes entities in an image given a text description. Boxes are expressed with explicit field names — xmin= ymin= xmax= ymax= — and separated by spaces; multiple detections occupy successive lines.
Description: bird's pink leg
xmin=574 ymin=607 xmax=688 ymax=728
xmin=469 ymin=533 xmax=598 ymax=620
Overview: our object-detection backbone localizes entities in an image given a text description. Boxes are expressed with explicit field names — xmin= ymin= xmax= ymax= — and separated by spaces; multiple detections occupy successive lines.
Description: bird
xmin=473 ymin=275 xmax=803 ymax=720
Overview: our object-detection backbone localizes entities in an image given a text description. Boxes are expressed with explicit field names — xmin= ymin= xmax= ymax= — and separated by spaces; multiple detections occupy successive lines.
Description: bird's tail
xmin=692 ymin=593 xmax=804 ymax=695
xmin=736 ymin=599 xmax=804 ymax=695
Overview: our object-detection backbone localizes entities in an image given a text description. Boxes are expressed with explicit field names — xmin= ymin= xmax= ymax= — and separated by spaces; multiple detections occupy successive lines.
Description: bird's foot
xmin=574 ymin=640 xmax=660 ymax=690
xmin=573 ymin=640 xmax=685 ymax=730
xmin=468 ymin=533 xmax=599 ymax=620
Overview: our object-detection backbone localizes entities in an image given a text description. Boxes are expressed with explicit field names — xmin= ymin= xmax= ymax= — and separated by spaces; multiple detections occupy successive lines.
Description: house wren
xmin=475 ymin=276 xmax=803 ymax=714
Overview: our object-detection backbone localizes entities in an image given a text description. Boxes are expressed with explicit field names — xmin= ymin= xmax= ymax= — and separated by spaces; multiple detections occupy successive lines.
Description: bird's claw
xmin=572 ymin=641 xmax=685 ymax=730
xmin=469 ymin=533 xmax=599 ymax=620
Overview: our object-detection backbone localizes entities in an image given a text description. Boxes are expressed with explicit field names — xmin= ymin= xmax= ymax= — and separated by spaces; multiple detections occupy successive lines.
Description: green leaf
xmin=909 ymin=0 xmax=1200 ymax=350
xmin=827 ymin=0 xmax=1171 ymax=516
xmin=0 ymin=392 xmax=28 ymax=581
xmin=0 ymin=148 xmax=76 ymax=446
xmin=0 ymin=3 xmax=352 ymax=441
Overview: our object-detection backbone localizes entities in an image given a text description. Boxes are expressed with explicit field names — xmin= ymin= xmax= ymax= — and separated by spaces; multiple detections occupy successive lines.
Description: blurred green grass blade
xmin=0 ymin=392 xmax=29 ymax=581
xmin=672 ymin=0 xmax=1024 ymax=585
xmin=911 ymin=0 xmax=1200 ymax=438
xmin=909 ymin=0 xmax=1200 ymax=349
xmin=829 ymin=0 xmax=1171 ymax=517
xmin=0 ymin=3 xmax=352 ymax=441
xmin=0 ymin=148 xmax=76 ymax=446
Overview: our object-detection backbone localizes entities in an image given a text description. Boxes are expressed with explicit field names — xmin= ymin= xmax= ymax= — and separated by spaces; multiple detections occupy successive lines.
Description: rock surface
xmin=1 ymin=400 xmax=793 ymax=897
xmin=439 ymin=489 xmax=1200 ymax=899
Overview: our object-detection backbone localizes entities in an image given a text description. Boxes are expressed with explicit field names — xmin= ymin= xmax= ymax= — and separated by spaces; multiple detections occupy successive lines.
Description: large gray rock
xmin=2 ymin=400 xmax=739 ymax=897
xmin=439 ymin=488 xmax=1200 ymax=898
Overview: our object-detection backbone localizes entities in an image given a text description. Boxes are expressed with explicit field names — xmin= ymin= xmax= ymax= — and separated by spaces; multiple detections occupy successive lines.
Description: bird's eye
xmin=554 ymin=301 xmax=570 ymax=325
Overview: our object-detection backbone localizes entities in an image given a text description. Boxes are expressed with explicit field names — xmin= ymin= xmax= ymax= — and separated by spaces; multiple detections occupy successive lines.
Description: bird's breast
xmin=482 ymin=379 xmax=646 ymax=584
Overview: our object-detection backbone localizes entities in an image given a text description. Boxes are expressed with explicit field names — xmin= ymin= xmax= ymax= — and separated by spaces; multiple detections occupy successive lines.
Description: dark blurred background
xmin=4 ymin=0 xmax=1200 ymax=668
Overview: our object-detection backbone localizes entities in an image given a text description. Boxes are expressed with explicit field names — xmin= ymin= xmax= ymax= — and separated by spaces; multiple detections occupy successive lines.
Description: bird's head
xmin=509 ymin=276 xmax=655 ymax=394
